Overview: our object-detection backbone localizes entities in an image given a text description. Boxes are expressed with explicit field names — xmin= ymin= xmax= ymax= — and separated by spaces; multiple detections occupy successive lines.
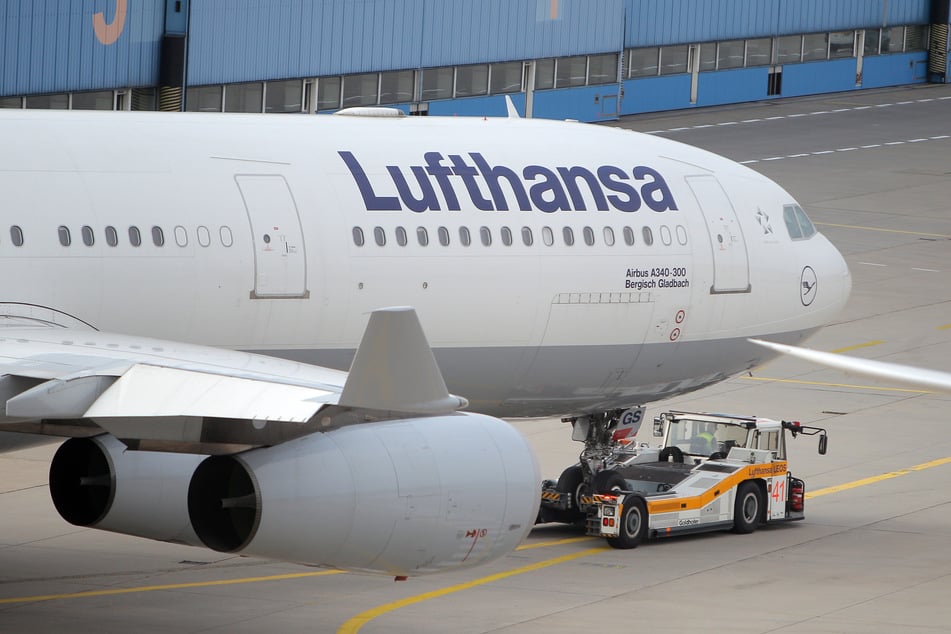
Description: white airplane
xmin=0 ymin=108 xmax=850 ymax=577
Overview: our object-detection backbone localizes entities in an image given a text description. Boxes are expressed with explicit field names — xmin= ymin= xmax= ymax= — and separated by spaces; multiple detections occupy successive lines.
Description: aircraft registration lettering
xmin=339 ymin=151 xmax=679 ymax=214
xmin=625 ymin=266 xmax=690 ymax=290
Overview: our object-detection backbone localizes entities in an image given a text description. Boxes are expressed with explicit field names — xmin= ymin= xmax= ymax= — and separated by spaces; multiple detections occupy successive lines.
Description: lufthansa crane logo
xmin=800 ymin=266 xmax=817 ymax=306
xmin=93 ymin=0 xmax=127 ymax=45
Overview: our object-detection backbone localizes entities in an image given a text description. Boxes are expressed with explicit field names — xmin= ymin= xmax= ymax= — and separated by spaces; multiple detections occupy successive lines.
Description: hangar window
xmin=185 ymin=86 xmax=222 ymax=112
xmin=628 ymin=48 xmax=659 ymax=78
xmin=72 ymin=91 xmax=115 ymax=110
xmin=556 ymin=56 xmax=587 ymax=87
xmin=58 ymin=226 xmax=71 ymax=247
xmin=438 ymin=226 xmax=450 ymax=246
xmin=583 ymin=226 xmax=595 ymax=246
xmin=776 ymin=35 xmax=802 ymax=64
xmin=783 ymin=204 xmax=816 ymax=240
xmin=105 ymin=226 xmax=118 ymax=247
xmin=882 ymin=26 xmax=906 ymax=53
xmin=587 ymin=54 xmax=617 ymax=85
xmin=542 ymin=226 xmax=554 ymax=246
xmin=26 ymin=94 xmax=68 ymax=109
xmin=521 ymin=226 xmax=534 ymax=246
xmin=416 ymin=227 xmax=429 ymax=246
xmin=642 ymin=226 xmax=654 ymax=246
xmin=480 ymin=226 xmax=492 ymax=246
xmin=352 ymin=227 xmax=365 ymax=247
xmin=864 ymin=29 xmax=881 ymax=56
xmin=802 ymin=32 xmax=829 ymax=61
xmin=500 ymin=226 xmax=513 ymax=246
xmin=717 ymin=40 xmax=745 ymax=70
xmin=534 ymin=59 xmax=556 ymax=89
xmin=266 ymin=79 xmax=304 ymax=113
xmin=459 ymin=226 xmax=471 ymax=246
xmin=317 ymin=77 xmax=342 ymax=111
xmin=220 ymin=226 xmax=234 ymax=247
xmin=395 ymin=226 xmax=408 ymax=246
xmin=10 ymin=225 xmax=23 ymax=247
xmin=225 ymin=82 xmax=263 ymax=113
xmin=128 ymin=226 xmax=142 ymax=247
xmin=563 ymin=226 xmax=575 ymax=246
xmin=197 ymin=226 xmax=211 ymax=247
xmin=373 ymin=227 xmax=386 ymax=247
xmin=380 ymin=70 xmax=415 ymax=105
xmin=151 ymin=226 xmax=165 ymax=247
xmin=456 ymin=65 xmax=489 ymax=97
xmin=904 ymin=25 xmax=929 ymax=51
xmin=343 ymin=73 xmax=379 ymax=108
xmin=659 ymin=45 xmax=689 ymax=75
xmin=623 ymin=226 xmax=636 ymax=246
xmin=422 ymin=67 xmax=454 ymax=101
xmin=746 ymin=38 xmax=772 ymax=66
xmin=830 ymin=31 xmax=855 ymax=59
xmin=491 ymin=62 xmax=523 ymax=94
xmin=81 ymin=225 xmax=94 ymax=247
xmin=603 ymin=227 xmax=615 ymax=246
xmin=0 ymin=97 xmax=23 ymax=109
xmin=699 ymin=43 xmax=717 ymax=72
xmin=174 ymin=226 xmax=188 ymax=247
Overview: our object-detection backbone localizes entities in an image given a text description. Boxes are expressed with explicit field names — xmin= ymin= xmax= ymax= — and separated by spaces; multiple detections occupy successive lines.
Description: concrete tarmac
xmin=2 ymin=84 xmax=951 ymax=632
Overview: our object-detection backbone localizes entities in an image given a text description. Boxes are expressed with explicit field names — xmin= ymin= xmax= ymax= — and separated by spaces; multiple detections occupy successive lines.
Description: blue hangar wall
xmin=1 ymin=0 xmax=949 ymax=121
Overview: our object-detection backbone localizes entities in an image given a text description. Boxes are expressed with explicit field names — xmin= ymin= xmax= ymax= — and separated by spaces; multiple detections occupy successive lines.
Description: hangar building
xmin=1 ymin=0 xmax=949 ymax=121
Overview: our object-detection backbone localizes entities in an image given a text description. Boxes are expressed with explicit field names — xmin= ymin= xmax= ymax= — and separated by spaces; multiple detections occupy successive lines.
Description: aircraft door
xmin=235 ymin=175 xmax=309 ymax=299
xmin=686 ymin=175 xmax=750 ymax=293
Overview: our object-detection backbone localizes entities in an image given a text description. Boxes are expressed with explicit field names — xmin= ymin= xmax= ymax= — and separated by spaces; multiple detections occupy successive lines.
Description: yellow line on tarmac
xmin=814 ymin=222 xmax=951 ymax=238
xmin=0 ymin=569 xmax=344 ymax=605
xmin=939 ymin=324 xmax=951 ymax=330
xmin=830 ymin=340 xmax=884 ymax=353
xmin=516 ymin=536 xmax=595 ymax=550
xmin=806 ymin=456 xmax=951 ymax=499
xmin=740 ymin=375 xmax=931 ymax=394
xmin=337 ymin=546 xmax=609 ymax=634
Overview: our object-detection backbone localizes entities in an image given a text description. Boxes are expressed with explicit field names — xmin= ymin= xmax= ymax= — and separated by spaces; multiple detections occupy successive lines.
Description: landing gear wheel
xmin=607 ymin=496 xmax=648 ymax=549
xmin=592 ymin=470 xmax=626 ymax=494
xmin=555 ymin=465 xmax=586 ymax=522
xmin=733 ymin=481 xmax=762 ymax=534
xmin=658 ymin=446 xmax=684 ymax=463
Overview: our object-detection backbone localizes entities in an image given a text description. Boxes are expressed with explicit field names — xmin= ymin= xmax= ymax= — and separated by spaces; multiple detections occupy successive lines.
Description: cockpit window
xmin=783 ymin=204 xmax=816 ymax=240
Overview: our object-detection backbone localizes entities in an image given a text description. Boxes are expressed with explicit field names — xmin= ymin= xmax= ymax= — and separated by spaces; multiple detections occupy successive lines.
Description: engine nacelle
xmin=188 ymin=413 xmax=540 ymax=576
xmin=49 ymin=434 xmax=205 ymax=545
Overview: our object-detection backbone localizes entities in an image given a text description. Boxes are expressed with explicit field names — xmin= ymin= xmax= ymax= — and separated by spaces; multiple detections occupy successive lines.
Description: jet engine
xmin=188 ymin=413 xmax=540 ymax=576
xmin=49 ymin=433 xmax=205 ymax=545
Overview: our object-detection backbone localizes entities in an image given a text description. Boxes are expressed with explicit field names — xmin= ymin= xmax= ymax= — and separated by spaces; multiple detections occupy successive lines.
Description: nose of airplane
xmin=814 ymin=233 xmax=852 ymax=318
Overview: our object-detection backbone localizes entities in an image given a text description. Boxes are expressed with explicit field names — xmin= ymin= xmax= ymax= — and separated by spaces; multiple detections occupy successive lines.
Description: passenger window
xmin=105 ymin=225 xmax=118 ymax=247
xmin=395 ymin=226 xmax=408 ymax=246
xmin=542 ymin=226 xmax=554 ymax=246
xmin=583 ymin=226 xmax=595 ymax=246
xmin=174 ymin=225 xmax=188 ymax=247
xmin=220 ymin=226 xmax=234 ymax=247
xmin=81 ymin=225 xmax=94 ymax=246
xmin=352 ymin=227 xmax=365 ymax=246
xmin=521 ymin=226 xmax=533 ymax=246
xmin=480 ymin=226 xmax=492 ymax=246
xmin=416 ymin=226 xmax=429 ymax=246
xmin=58 ymin=226 xmax=71 ymax=247
xmin=459 ymin=226 xmax=471 ymax=246
xmin=500 ymin=226 xmax=513 ymax=246
xmin=438 ymin=226 xmax=450 ymax=246
xmin=642 ymin=226 xmax=654 ymax=246
xmin=373 ymin=226 xmax=386 ymax=246
xmin=623 ymin=226 xmax=635 ymax=246
xmin=151 ymin=226 xmax=165 ymax=247
xmin=563 ymin=226 xmax=575 ymax=246
xmin=129 ymin=226 xmax=142 ymax=247
xmin=676 ymin=225 xmax=688 ymax=245
xmin=10 ymin=225 xmax=23 ymax=247
xmin=197 ymin=225 xmax=211 ymax=247
xmin=660 ymin=225 xmax=672 ymax=246
xmin=603 ymin=227 xmax=615 ymax=246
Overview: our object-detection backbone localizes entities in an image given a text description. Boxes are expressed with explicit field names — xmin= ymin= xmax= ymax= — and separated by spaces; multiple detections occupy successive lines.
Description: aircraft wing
xmin=0 ymin=307 xmax=467 ymax=453
xmin=749 ymin=338 xmax=951 ymax=394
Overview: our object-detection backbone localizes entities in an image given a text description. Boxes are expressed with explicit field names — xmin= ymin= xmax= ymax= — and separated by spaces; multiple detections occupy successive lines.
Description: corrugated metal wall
xmin=0 ymin=0 xmax=165 ymax=96
xmin=187 ymin=0 xmax=625 ymax=85
xmin=625 ymin=0 xmax=930 ymax=47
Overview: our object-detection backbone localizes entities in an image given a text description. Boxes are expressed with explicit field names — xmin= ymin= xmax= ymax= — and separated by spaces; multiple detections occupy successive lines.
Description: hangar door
xmin=235 ymin=175 xmax=308 ymax=298
xmin=686 ymin=175 xmax=750 ymax=294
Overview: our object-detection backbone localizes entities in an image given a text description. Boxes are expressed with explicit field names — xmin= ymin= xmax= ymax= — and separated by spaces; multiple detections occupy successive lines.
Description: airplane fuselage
xmin=0 ymin=110 xmax=850 ymax=416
